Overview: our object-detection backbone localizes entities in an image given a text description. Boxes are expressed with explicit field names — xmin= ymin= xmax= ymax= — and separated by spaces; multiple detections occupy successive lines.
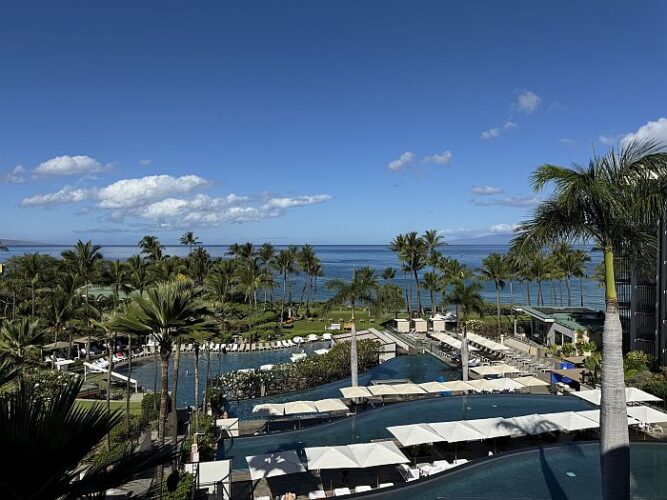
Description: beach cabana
xmin=392 ymin=383 xmax=427 ymax=396
xmin=429 ymin=314 xmax=447 ymax=333
xmin=313 ymin=399 xmax=348 ymax=413
xmin=252 ymin=403 xmax=285 ymax=417
xmin=348 ymin=441 xmax=410 ymax=468
xmin=246 ymin=451 xmax=306 ymax=480
xmin=627 ymin=405 xmax=667 ymax=424
xmin=387 ymin=423 xmax=446 ymax=447
xmin=284 ymin=401 xmax=318 ymax=415
xmin=394 ymin=318 xmax=410 ymax=333
xmin=305 ymin=446 xmax=360 ymax=470
xmin=419 ymin=381 xmax=449 ymax=393
xmin=411 ymin=318 xmax=427 ymax=334
xmin=340 ymin=386 xmax=373 ymax=399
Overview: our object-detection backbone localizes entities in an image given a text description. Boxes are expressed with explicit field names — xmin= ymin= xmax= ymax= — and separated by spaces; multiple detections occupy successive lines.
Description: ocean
xmin=0 ymin=244 xmax=605 ymax=310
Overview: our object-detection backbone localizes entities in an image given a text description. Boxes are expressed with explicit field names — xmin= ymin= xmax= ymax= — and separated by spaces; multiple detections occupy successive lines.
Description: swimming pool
xmin=117 ymin=341 xmax=331 ymax=407
xmin=229 ymin=354 xmax=459 ymax=418
xmin=219 ymin=394 xmax=595 ymax=470
xmin=355 ymin=442 xmax=667 ymax=499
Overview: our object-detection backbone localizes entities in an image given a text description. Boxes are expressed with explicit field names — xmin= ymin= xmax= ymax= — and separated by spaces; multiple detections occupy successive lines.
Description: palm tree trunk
xmin=495 ymin=285 xmax=501 ymax=336
xmin=297 ymin=279 xmax=308 ymax=316
xmin=106 ymin=333 xmax=114 ymax=450
xmin=509 ymin=281 xmax=514 ymax=306
xmin=350 ymin=305 xmax=358 ymax=387
xmin=580 ymin=276 xmax=585 ymax=307
xmin=281 ymin=271 xmax=287 ymax=321
xmin=125 ymin=334 xmax=133 ymax=430
xmin=172 ymin=343 xmax=182 ymax=445
xmin=158 ymin=345 xmax=170 ymax=443
xmin=600 ymin=249 xmax=629 ymax=499
xmin=566 ymin=277 xmax=572 ymax=307
xmin=461 ymin=321 xmax=469 ymax=381
xmin=430 ymin=287 xmax=435 ymax=314
xmin=526 ymin=281 xmax=532 ymax=306
xmin=455 ymin=304 xmax=460 ymax=333
xmin=413 ymin=270 xmax=423 ymax=315
xmin=537 ymin=281 xmax=543 ymax=306
xmin=194 ymin=344 xmax=200 ymax=439
xmin=153 ymin=348 xmax=158 ymax=413
xmin=204 ymin=342 xmax=211 ymax=414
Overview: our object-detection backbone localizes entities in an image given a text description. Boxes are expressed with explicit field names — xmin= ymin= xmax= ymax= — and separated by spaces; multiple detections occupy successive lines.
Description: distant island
xmin=0 ymin=238 xmax=54 ymax=247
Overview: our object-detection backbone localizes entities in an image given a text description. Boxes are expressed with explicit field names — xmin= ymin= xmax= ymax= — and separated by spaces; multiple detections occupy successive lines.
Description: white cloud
xmin=488 ymin=223 xmax=520 ymax=233
xmin=472 ymin=195 xmax=540 ymax=207
xmin=471 ymin=185 xmax=503 ymax=196
xmin=387 ymin=151 xmax=416 ymax=171
xmin=422 ymin=150 xmax=453 ymax=165
xmin=21 ymin=187 xmax=91 ymax=207
xmin=20 ymin=174 xmax=331 ymax=229
xmin=481 ymin=127 xmax=501 ymax=140
xmin=598 ymin=134 xmax=621 ymax=146
xmin=440 ymin=222 xmax=519 ymax=239
xmin=503 ymin=120 xmax=517 ymax=130
xmin=140 ymin=159 xmax=152 ymax=166
xmin=558 ymin=138 xmax=575 ymax=147
xmin=515 ymin=90 xmax=541 ymax=114
xmin=621 ymin=117 xmax=667 ymax=146
xmin=33 ymin=155 xmax=111 ymax=176
xmin=0 ymin=165 xmax=26 ymax=184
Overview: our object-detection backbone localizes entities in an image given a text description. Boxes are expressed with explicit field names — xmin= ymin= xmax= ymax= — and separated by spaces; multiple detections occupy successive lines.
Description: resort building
xmin=512 ymin=306 xmax=604 ymax=347
xmin=615 ymin=214 xmax=667 ymax=364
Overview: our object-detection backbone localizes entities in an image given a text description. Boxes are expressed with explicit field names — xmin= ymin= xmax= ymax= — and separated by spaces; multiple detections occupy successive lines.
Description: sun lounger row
xmin=397 ymin=459 xmax=469 ymax=482
xmin=308 ymin=482 xmax=393 ymax=498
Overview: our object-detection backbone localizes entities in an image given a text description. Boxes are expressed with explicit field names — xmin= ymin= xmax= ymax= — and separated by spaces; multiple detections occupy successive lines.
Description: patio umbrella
xmin=284 ymin=401 xmax=318 ymax=415
xmin=419 ymin=381 xmax=449 ymax=393
xmin=252 ymin=403 xmax=285 ymax=417
xmin=368 ymin=385 xmax=399 ymax=396
xmin=539 ymin=411 xmax=599 ymax=432
xmin=340 ymin=386 xmax=373 ymax=399
xmin=387 ymin=423 xmax=446 ymax=446
xmin=470 ymin=366 xmax=503 ymax=377
xmin=577 ymin=409 xmax=639 ymax=426
xmin=571 ymin=389 xmax=602 ymax=405
xmin=466 ymin=379 xmax=498 ymax=392
xmin=502 ymin=414 xmax=560 ymax=436
xmin=627 ymin=405 xmax=667 ymax=424
xmin=392 ymin=383 xmax=427 ymax=396
xmin=348 ymin=441 xmax=410 ymax=468
xmin=313 ymin=398 xmax=348 ymax=413
xmin=486 ymin=378 xmax=525 ymax=392
xmin=246 ymin=451 xmax=306 ymax=480
xmin=305 ymin=446 xmax=360 ymax=470
xmin=464 ymin=417 xmax=514 ymax=439
xmin=441 ymin=381 xmax=475 ymax=393
xmin=513 ymin=376 xmax=550 ymax=388
xmin=625 ymin=388 xmax=663 ymax=404
xmin=429 ymin=421 xmax=487 ymax=443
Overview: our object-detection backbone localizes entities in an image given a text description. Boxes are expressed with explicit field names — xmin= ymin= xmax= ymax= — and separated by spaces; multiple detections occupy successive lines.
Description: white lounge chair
xmin=397 ymin=463 xmax=419 ymax=482
xmin=333 ymin=488 xmax=351 ymax=496
xmin=378 ymin=483 xmax=394 ymax=488
xmin=354 ymin=485 xmax=372 ymax=493
xmin=308 ymin=491 xmax=326 ymax=499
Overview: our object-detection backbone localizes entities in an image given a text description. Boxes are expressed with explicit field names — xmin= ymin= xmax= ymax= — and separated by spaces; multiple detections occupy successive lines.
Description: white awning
xmin=284 ymin=401 xmax=318 ymax=415
xmin=392 ymin=383 xmax=427 ymax=395
xmin=387 ymin=423 xmax=446 ymax=446
xmin=305 ymin=446 xmax=360 ymax=470
xmin=348 ymin=441 xmax=410 ymax=468
xmin=429 ymin=421 xmax=487 ymax=443
xmin=627 ymin=405 xmax=667 ymax=424
xmin=513 ymin=376 xmax=550 ymax=387
xmin=313 ymin=398 xmax=348 ymax=413
xmin=246 ymin=451 xmax=306 ymax=481
xmin=252 ymin=403 xmax=285 ymax=417
xmin=368 ymin=385 xmax=399 ymax=396
xmin=419 ymin=381 xmax=449 ymax=393
xmin=340 ymin=386 xmax=373 ymax=399
xmin=464 ymin=417 xmax=514 ymax=439
xmin=576 ymin=409 xmax=639 ymax=426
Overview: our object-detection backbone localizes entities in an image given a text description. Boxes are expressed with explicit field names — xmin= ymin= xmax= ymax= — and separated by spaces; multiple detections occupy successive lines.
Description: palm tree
xmin=180 ymin=231 xmax=201 ymax=254
xmin=390 ymin=234 xmax=412 ymax=315
xmin=257 ymin=242 xmax=276 ymax=306
xmin=446 ymin=281 xmax=484 ymax=381
xmin=127 ymin=255 xmax=151 ymax=293
xmin=325 ymin=267 xmax=378 ymax=386
xmin=382 ymin=267 xmax=396 ymax=281
xmin=573 ymin=249 xmax=591 ymax=307
xmin=529 ymin=251 xmax=548 ymax=306
xmin=0 ymin=318 xmax=45 ymax=390
xmin=273 ymin=249 xmax=295 ymax=321
xmin=41 ymin=286 xmax=74 ymax=361
xmin=402 ymin=232 xmax=428 ymax=315
xmin=0 ymin=378 xmax=173 ymax=499
xmin=138 ymin=235 xmax=164 ymax=263
xmin=188 ymin=246 xmax=211 ymax=285
xmin=479 ymin=253 xmax=508 ymax=336
xmin=205 ymin=260 xmax=236 ymax=307
xmin=420 ymin=271 xmax=440 ymax=314
xmin=423 ymin=229 xmax=445 ymax=272
xmin=514 ymin=139 xmax=667 ymax=499
xmin=439 ymin=259 xmax=471 ymax=328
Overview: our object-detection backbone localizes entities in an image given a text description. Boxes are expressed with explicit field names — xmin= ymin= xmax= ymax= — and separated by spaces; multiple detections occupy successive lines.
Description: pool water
xmin=357 ymin=442 xmax=667 ymax=499
xmin=219 ymin=393 xmax=595 ymax=470
xmin=230 ymin=354 xmax=459 ymax=418
xmin=117 ymin=341 xmax=331 ymax=407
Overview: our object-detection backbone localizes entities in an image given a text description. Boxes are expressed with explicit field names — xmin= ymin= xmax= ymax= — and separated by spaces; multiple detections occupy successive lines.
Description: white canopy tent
xmin=538 ymin=411 xmax=600 ymax=432
xmin=387 ymin=423 xmax=446 ymax=446
xmin=441 ymin=380 xmax=476 ymax=393
xmin=368 ymin=385 xmax=399 ymax=396
xmin=486 ymin=378 xmax=525 ymax=392
xmin=466 ymin=379 xmax=499 ymax=392
xmin=502 ymin=414 xmax=561 ymax=436
xmin=627 ymin=405 xmax=667 ymax=424
xmin=419 ymin=381 xmax=449 ymax=393
xmin=392 ymin=383 xmax=427 ymax=395
xmin=340 ymin=386 xmax=373 ymax=399
xmin=246 ymin=451 xmax=306 ymax=481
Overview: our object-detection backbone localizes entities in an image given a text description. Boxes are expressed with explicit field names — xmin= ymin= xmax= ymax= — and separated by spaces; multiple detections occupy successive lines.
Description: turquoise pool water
xmin=117 ymin=341 xmax=331 ymax=407
xmin=357 ymin=442 xmax=667 ymax=499
xmin=230 ymin=354 xmax=459 ymax=418
xmin=219 ymin=394 xmax=594 ymax=469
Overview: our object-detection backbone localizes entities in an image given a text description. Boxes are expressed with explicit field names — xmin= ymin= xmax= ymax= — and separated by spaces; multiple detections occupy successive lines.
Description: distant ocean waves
xmin=1 ymin=244 xmax=605 ymax=310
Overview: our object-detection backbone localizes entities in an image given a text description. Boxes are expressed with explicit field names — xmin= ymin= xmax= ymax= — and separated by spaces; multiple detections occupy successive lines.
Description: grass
xmin=279 ymin=308 xmax=401 ymax=338
xmin=75 ymin=398 xmax=143 ymax=416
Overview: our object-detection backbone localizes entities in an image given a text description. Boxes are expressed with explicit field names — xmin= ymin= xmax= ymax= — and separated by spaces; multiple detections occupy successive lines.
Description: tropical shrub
xmin=164 ymin=471 xmax=195 ymax=500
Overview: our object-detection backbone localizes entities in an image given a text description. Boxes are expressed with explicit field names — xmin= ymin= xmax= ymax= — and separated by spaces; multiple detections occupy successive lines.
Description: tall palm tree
xmin=423 ymin=229 xmax=445 ymax=272
xmin=439 ymin=259 xmax=471 ymax=329
xmin=389 ymin=234 xmax=411 ymax=315
xmin=127 ymin=254 xmax=151 ymax=293
xmin=0 ymin=318 xmax=45 ymax=390
xmin=420 ymin=272 xmax=440 ymax=314
xmin=573 ymin=249 xmax=591 ymax=307
xmin=138 ymin=235 xmax=164 ymax=263
xmin=205 ymin=260 xmax=236 ymax=308
xmin=188 ymin=246 xmax=211 ymax=285
xmin=257 ymin=242 xmax=276 ymax=306
xmin=180 ymin=231 xmax=201 ymax=254
xmin=382 ymin=267 xmax=396 ymax=281
xmin=325 ymin=267 xmax=378 ymax=386
xmin=514 ymin=139 xmax=667 ymax=499
xmin=529 ymin=251 xmax=548 ymax=306
xmin=403 ymin=232 xmax=428 ymax=315
xmin=273 ymin=249 xmax=295 ymax=321
xmin=0 ymin=378 xmax=173 ymax=499
xmin=41 ymin=286 xmax=74 ymax=361
xmin=479 ymin=253 xmax=508 ymax=336
xmin=446 ymin=281 xmax=484 ymax=381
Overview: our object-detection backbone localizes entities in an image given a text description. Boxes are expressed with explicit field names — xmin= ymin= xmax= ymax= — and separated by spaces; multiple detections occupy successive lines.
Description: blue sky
xmin=1 ymin=0 xmax=666 ymax=245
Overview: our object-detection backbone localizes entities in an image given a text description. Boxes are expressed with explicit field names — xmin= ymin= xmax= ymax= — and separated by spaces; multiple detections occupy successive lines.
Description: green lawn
xmin=75 ymin=398 xmax=143 ymax=416
xmin=280 ymin=308 xmax=401 ymax=338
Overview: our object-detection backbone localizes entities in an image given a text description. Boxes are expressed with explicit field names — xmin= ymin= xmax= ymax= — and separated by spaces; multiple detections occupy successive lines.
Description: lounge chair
xmin=354 ymin=485 xmax=372 ymax=493
xmin=396 ymin=463 xmax=419 ymax=482
xmin=333 ymin=487 xmax=351 ymax=496
xmin=308 ymin=491 xmax=326 ymax=499
xmin=378 ymin=483 xmax=394 ymax=488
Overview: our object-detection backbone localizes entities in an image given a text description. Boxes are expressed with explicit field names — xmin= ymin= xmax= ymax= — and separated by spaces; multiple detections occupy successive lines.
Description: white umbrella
xmin=571 ymin=389 xmax=602 ymax=405
xmin=368 ymin=385 xmax=399 ymax=396
xmin=322 ymin=333 xmax=333 ymax=340
xmin=625 ymin=388 xmax=663 ymax=404
xmin=314 ymin=348 xmax=330 ymax=356
xmin=340 ymin=386 xmax=373 ymax=399
xmin=429 ymin=421 xmax=487 ymax=443
xmin=539 ymin=411 xmax=599 ymax=432
xmin=466 ymin=379 xmax=499 ymax=392
xmin=441 ymin=381 xmax=475 ymax=393
xmin=470 ymin=365 xmax=504 ymax=377
xmin=627 ymin=405 xmax=667 ymax=424
xmin=305 ymin=446 xmax=359 ymax=470
xmin=293 ymin=336 xmax=305 ymax=343
xmin=307 ymin=334 xmax=319 ymax=342
xmin=513 ymin=376 xmax=550 ymax=387
xmin=260 ymin=364 xmax=275 ymax=371
xmin=387 ymin=423 xmax=446 ymax=446
xmin=348 ymin=441 xmax=410 ymax=468
xmin=464 ymin=417 xmax=513 ymax=438
xmin=313 ymin=398 xmax=348 ymax=413
xmin=246 ymin=451 xmax=306 ymax=480
xmin=252 ymin=403 xmax=285 ymax=417
xmin=577 ymin=409 xmax=639 ymax=426
xmin=419 ymin=381 xmax=449 ymax=393
xmin=284 ymin=401 xmax=318 ymax=415
xmin=486 ymin=378 xmax=525 ymax=392
xmin=392 ymin=383 xmax=427 ymax=395
xmin=502 ymin=414 xmax=560 ymax=436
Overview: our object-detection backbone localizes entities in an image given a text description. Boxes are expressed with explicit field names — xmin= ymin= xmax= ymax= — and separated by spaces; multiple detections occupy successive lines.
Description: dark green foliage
xmin=164 ymin=471 xmax=195 ymax=500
